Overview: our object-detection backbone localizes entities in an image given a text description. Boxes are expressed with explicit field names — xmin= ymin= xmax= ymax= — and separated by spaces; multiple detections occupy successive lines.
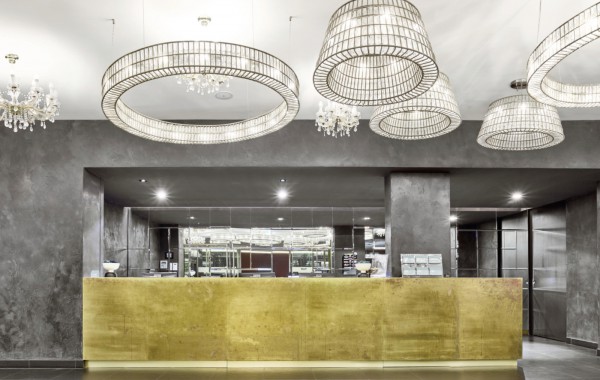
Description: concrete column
xmin=82 ymin=170 xmax=104 ymax=277
xmin=385 ymin=173 xmax=451 ymax=277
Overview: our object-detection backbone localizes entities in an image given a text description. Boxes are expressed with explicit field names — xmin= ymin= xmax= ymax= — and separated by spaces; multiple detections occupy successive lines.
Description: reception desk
xmin=83 ymin=278 xmax=522 ymax=366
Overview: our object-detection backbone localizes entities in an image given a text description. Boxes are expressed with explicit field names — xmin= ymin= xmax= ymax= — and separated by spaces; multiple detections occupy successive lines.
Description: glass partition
xmin=115 ymin=207 xmax=385 ymax=278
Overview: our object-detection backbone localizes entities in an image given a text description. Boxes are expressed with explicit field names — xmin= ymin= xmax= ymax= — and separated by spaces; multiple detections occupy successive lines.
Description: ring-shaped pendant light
xmin=477 ymin=94 xmax=564 ymax=151
xmin=369 ymin=73 xmax=461 ymax=139
xmin=101 ymin=41 xmax=300 ymax=144
xmin=527 ymin=3 xmax=600 ymax=107
xmin=313 ymin=0 xmax=438 ymax=106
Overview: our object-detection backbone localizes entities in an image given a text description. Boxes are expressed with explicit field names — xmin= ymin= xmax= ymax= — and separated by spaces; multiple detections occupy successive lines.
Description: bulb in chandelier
xmin=315 ymin=100 xmax=360 ymax=138
xmin=1 ymin=54 xmax=60 ymax=133
xmin=176 ymin=73 xmax=231 ymax=95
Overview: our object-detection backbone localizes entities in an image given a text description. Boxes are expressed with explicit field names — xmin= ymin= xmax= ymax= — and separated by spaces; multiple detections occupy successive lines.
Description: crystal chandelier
xmin=477 ymin=80 xmax=564 ymax=151
xmin=176 ymin=73 xmax=230 ymax=95
xmin=315 ymin=100 xmax=360 ymax=137
xmin=527 ymin=3 xmax=600 ymax=107
xmin=314 ymin=0 xmax=438 ymax=106
xmin=369 ymin=73 xmax=461 ymax=140
xmin=1 ymin=54 xmax=60 ymax=132
xmin=101 ymin=41 xmax=299 ymax=144
xmin=175 ymin=17 xmax=232 ymax=96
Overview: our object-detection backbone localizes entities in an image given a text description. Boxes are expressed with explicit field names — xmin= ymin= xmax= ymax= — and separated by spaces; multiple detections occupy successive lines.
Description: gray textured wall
xmin=2 ymin=120 xmax=600 ymax=359
xmin=566 ymin=193 xmax=599 ymax=344
xmin=103 ymin=203 xmax=160 ymax=277
xmin=477 ymin=221 xmax=498 ymax=278
xmin=385 ymin=173 xmax=451 ymax=277
xmin=82 ymin=171 xmax=103 ymax=277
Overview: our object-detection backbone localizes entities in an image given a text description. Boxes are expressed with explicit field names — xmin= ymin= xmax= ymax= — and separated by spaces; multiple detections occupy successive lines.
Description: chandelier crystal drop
xmin=313 ymin=0 xmax=438 ymax=106
xmin=1 ymin=54 xmax=60 ymax=133
xmin=315 ymin=100 xmax=360 ymax=137
xmin=101 ymin=41 xmax=299 ymax=144
xmin=527 ymin=3 xmax=600 ymax=107
xmin=369 ymin=73 xmax=461 ymax=140
xmin=477 ymin=94 xmax=564 ymax=151
xmin=176 ymin=73 xmax=231 ymax=95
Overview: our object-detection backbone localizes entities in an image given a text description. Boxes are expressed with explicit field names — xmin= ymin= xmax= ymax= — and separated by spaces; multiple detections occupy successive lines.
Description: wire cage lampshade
xmin=369 ymin=72 xmax=461 ymax=140
xmin=101 ymin=41 xmax=299 ymax=144
xmin=527 ymin=2 xmax=600 ymax=107
xmin=313 ymin=0 xmax=438 ymax=106
xmin=477 ymin=94 xmax=564 ymax=151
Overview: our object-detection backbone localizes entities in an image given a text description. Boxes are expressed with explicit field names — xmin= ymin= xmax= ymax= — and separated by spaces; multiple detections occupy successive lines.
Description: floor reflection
xmin=0 ymin=338 xmax=598 ymax=380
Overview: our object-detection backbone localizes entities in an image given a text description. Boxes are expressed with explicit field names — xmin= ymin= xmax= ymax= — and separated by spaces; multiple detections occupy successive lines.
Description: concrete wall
xmin=385 ymin=173 xmax=451 ymax=277
xmin=82 ymin=171 xmax=103 ymax=277
xmin=566 ymin=193 xmax=599 ymax=346
xmin=2 ymin=120 xmax=600 ymax=359
xmin=103 ymin=203 xmax=160 ymax=277
xmin=477 ymin=221 xmax=498 ymax=278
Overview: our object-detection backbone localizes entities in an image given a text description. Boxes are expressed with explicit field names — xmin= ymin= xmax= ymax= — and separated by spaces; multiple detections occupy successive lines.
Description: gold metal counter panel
xmin=83 ymin=278 xmax=522 ymax=362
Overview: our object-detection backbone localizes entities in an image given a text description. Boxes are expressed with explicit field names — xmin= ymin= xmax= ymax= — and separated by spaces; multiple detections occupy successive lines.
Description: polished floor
xmin=1 ymin=338 xmax=599 ymax=379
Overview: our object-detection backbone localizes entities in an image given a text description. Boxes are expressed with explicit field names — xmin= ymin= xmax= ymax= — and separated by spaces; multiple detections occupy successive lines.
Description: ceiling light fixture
xmin=277 ymin=217 xmax=285 ymax=221
xmin=314 ymin=0 xmax=438 ymax=106
xmin=363 ymin=217 xmax=371 ymax=221
xmin=176 ymin=73 xmax=230 ymax=95
xmin=276 ymin=189 xmax=289 ymax=200
xmin=477 ymin=80 xmax=564 ymax=150
xmin=214 ymin=91 xmax=233 ymax=100
xmin=189 ymin=216 xmax=195 ymax=220
xmin=279 ymin=178 xmax=286 ymax=182
xmin=527 ymin=3 xmax=600 ymax=107
xmin=175 ymin=16 xmax=231 ymax=95
xmin=511 ymin=192 xmax=523 ymax=201
xmin=1 ymin=54 xmax=60 ymax=133
xmin=138 ymin=178 xmax=148 ymax=183
xmin=449 ymin=215 xmax=458 ymax=222
xmin=101 ymin=41 xmax=299 ymax=144
xmin=315 ymin=100 xmax=360 ymax=137
xmin=370 ymin=73 xmax=461 ymax=140
xmin=155 ymin=189 xmax=168 ymax=201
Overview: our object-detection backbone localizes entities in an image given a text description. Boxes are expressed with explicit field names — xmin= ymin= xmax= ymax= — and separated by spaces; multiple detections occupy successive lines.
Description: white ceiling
xmin=2 ymin=0 xmax=600 ymax=121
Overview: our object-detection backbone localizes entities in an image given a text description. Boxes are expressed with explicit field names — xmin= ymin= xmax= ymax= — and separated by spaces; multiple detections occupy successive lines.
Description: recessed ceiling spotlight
xmin=363 ymin=216 xmax=371 ymax=221
xmin=198 ymin=16 xmax=212 ymax=27
xmin=215 ymin=91 xmax=233 ymax=100
xmin=277 ymin=189 xmax=288 ymax=200
xmin=156 ymin=189 xmax=168 ymax=201
xmin=511 ymin=192 xmax=524 ymax=201
xmin=277 ymin=217 xmax=285 ymax=221
xmin=449 ymin=215 xmax=458 ymax=222
xmin=280 ymin=178 xmax=286 ymax=182
xmin=189 ymin=216 xmax=195 ymax=220
xmin=138 ymin=178 xmax=148 ymax=183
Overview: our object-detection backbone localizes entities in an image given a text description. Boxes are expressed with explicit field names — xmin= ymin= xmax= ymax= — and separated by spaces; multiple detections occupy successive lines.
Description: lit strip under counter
xmin=83 ymin=277 xmax=522 ymax=365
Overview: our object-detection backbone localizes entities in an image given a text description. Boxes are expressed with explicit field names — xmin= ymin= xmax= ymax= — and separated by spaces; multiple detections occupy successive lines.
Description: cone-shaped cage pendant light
xmin=477 ymin=81 xmax=564 ymax=151
xmin=313 ymin=0 xmax=438 ymax=106
xmin=369 ymin=73 xmax=461 ymax=139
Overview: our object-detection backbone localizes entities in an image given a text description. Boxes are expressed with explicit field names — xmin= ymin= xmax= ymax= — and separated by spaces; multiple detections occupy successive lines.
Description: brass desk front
xmin=83 ymin=278 xmax=522 ymax=362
